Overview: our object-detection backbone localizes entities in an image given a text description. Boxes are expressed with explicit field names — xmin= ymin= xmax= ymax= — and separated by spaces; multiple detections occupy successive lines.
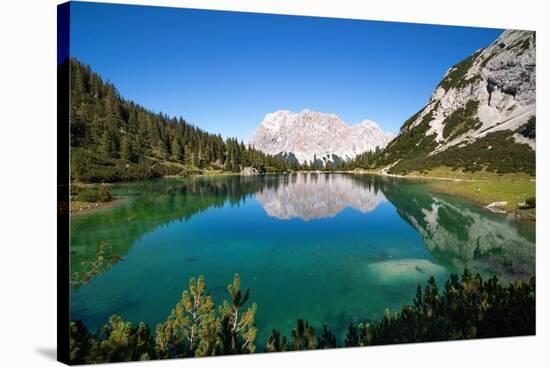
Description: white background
xmin=0 ymin=0 xmax=547 ymax=366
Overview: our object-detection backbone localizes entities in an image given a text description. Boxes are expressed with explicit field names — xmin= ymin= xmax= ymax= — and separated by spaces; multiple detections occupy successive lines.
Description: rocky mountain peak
xmin=377 ymin=29 xmax=536 ymax=175
xmin=249 ymin=109 xmax=395 ymax=166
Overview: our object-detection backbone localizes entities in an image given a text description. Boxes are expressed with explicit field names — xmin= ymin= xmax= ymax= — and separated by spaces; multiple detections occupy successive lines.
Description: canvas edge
xmin=57 ymin=2 xmax=71 ymax=365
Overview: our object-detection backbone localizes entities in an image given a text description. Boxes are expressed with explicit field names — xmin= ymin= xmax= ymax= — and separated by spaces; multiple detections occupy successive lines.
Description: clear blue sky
xmin=70 ymin=1 xmax=503 ymax=141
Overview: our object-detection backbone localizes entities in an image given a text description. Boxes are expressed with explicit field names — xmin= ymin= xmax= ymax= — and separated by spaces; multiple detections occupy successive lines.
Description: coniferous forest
xmin=69 ymin=271 xmax=535 ymax=364
xmin=68 ymin=58 xmax=290 ymax=183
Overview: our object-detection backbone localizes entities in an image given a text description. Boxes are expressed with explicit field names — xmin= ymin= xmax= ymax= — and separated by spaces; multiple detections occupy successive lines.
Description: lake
xmin=70 ymin=173 xmax=535 ymax=346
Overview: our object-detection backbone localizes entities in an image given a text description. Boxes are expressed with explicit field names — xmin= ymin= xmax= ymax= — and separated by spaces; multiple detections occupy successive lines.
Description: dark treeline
xmin=339 ymin=147 xmax=383 ymax=170
xmin=68 ymin=58 xmax=289 ymax=183
xmin=69 ymin=270 xmax=535 ymax=364
xmin=268 ymin=271 xmax=535 ymax=351
xmin=290 ymin=148 xmax=383 ymax=172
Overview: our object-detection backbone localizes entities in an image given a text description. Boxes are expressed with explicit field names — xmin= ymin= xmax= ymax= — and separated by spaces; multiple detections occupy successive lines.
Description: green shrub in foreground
xmin=69 ymin=271 xmax=535 ymax=364
xmin=75 ymin=186 xmax=111 ymax=203
xmin=75 ymin=189 xmax=100 ymax=202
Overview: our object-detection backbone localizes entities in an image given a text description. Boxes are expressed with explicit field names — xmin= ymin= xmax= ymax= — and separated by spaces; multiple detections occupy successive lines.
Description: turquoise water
xmin=70 ymin=173 xmax=535 ymax=345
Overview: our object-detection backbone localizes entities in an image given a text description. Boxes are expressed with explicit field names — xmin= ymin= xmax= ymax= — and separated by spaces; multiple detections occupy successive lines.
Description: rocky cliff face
xmin=249 ymin=109 xmax=395 ymax=166
xmin=377 ymin=30 xmax=536 ymax=175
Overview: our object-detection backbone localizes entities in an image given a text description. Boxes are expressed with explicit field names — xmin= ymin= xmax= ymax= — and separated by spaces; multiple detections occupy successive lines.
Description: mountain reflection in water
xmin=252 ymin=173 xmax=534 ymax=281
xmin=256 ymin=173 xmax=386 ymax=220
xmin=72 ymin=173 xmax=535 ymax=283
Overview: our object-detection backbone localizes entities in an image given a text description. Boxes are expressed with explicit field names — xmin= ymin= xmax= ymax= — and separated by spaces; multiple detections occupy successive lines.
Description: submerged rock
xmin=365 ymin=259 xmax=447 ymax=285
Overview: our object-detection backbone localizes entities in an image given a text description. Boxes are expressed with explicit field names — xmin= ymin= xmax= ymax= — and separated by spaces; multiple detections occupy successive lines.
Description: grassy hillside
xmin=403 ymin=168 xmax=535 ymax=218
xmin=427 ymin=169 xmax=535 ymax=218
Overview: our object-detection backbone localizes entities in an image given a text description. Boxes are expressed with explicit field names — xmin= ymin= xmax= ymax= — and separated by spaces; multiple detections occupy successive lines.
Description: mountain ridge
xmin=374 ymin=29 xmax=536 ymax=175
xmin=249 ymin=109 xmax=395 ymax=166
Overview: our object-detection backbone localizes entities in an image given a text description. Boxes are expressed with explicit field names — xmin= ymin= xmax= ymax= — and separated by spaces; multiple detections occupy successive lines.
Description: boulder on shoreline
xmin=485 ymin=201 xmax=508 ymax=213
xmin=241 ymin=167 xmax=259 ymax=176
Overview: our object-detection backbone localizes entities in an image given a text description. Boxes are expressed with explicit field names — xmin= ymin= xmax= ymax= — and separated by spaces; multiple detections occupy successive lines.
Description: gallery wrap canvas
xmin=57 ymin=1 xmax=536 ymax=365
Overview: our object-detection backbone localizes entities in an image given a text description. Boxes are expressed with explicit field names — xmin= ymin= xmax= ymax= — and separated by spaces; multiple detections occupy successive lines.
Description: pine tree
xmin=218 ymin=274 xmax=257 ymax=354
xmin=265 ymin=330 xmax=288 ymax=352
xmin=100 ymin=128 xmax=116 ymax=158
xmin=90 ymin=113 xmax=104 ymax=145
xmin=171 ymin=138 xmax=183 ymax=161
xmin=157 ymin=139 xmax=169 ymax=160
xmin=87 ymin=315 xmax=155 ymax=363
xmin=317 ymin=325 xmax=336 ymax=349
xmin=344 ymin=322 xmax=359 ymax=347
xmin=69 ymin=320 xmax=92 ymax=364
xmin=289 ymin=319 xmax=316 ymax=350
xmin=120 ymin=135 xmax=131 ymax=161
xmin=155 ymin=275 xmax=218 ymax=358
